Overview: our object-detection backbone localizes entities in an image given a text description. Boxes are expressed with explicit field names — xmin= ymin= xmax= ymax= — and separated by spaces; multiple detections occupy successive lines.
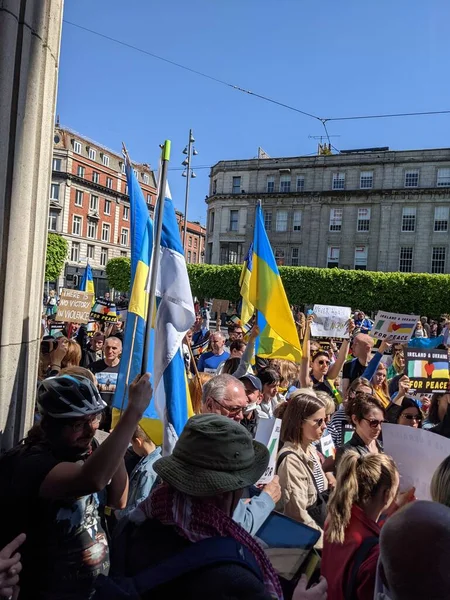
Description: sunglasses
xmin=305 ymin=417 xmax=326 ymax=427
xmin=362 ymin=417 xmax=388 ymax=428
xmin=400 ymin=414 xmax=422 ymax=422
xmin=317 ymin=360 xmax=330 ymax=366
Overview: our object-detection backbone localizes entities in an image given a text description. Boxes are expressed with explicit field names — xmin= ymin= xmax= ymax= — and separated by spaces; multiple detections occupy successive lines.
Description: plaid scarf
xmin=139 ymin=483 xmax=283 ymax=599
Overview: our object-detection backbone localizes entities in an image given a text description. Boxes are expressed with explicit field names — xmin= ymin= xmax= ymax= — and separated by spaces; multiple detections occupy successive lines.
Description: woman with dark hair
xmin=257 ymin=368 xmax=282 ymax=419
xmin=276 ymin=390 xmax=328 ymax=547
xmin=423 ymin=391 xmax=450 ymax=437
xmin=335 ymin=393 xmax=385 ymax=472
xmin=386 ymin=396 xmax=423 ymax=428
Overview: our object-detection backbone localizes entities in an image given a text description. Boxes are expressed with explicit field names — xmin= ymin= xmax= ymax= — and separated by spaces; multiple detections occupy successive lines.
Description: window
xmin=279 ymin=175 xmax=291 ymax=193
xmin=73 ymin=141 xmax=81 ymax=154
xmin=123 ymin=205 xmax=129 ymax=220
xmin=50 ymin=183 xmax=60 ymax=200
xmin=146 ymin=194 xmax=152 ymax=205
xmin=77 ymin=165 xmax=85 ymax=178
xmin=194 ymin=238 xmax=198 ymax=249
xmin=88 ymin=148 xmax=96 ymax=161
xmin=100 ymin=247 xmax=108 ymax=266
xmin=291 ymin=248 xmax=300 ymax=266
xmin=87 ymin=244 xmax=95 ymax=260
xmin=125 ymin=185 xmax=128 ymax=195
xmin=106 ymin=177 xmax=113 ymax=189
xmin=209 ymin=211 xmax=215 ymax=232
xmin=90 ymin=194 xmax=98 ymax=211
xmin=193 ymin=252 xmax=197 ymax=262
xmin=399 ymin=247 xmax=413 ymax=272
xmin=332 ymin=172 xmax=345 ymax=190
xmin=296 ymin=176 xmax=305 ymax=192
xmin=48 ymin=209 xmax=58 ymax=231
xmin=329 ymin=208 xmax=343 ymax=231
xmin=187 ymin=251 xmax=191 ymax=263
xmin=143 ymin=173 xmax=149 ymax=184
xmin=188 ymin=236 xmax=192 ymax=247
xmin=103 ymin=199 xmax=111 ymax=215
xmin=72 ymin=215 xmax=82 ymax=236
xmin=327 ymin=246 xmax=340 ymax=268
xmin=102 ymin=223 xmax=110 ymax=242
xmin=133 ymin=169 xmax=138 ymax=179
xmin=229 ymin=209 xmax=239 ymax=232
xmin=360 ymin=171 xmax=373 ymax=189
xmin=437 ymin=168 xmax=450 ymax=187
xmin=434 ymin=207 xmax=449 ymax=232
xmin=121 ymin=228 xmax=129 ymax=246
xmin=102 ymin=154 xmax=110 ymax=167
xmin=267 ymin=176 xmax=275 ymax=193
xmin=220 ymin=242 xmax=244 ymax=265
xmin=212 ymin=179 xmax=217 ymax=194
xmin=276 ymin=210 xmax=288 ymax=232
xmin=87 ymin=220 xmax=98 ymax=239
xmin=432 ymin=247 xmax=446 ymax=274
xmin=232 ymin=176 xmax=241 ymax=194
xmin=293 ymin=210 xmax=302 ymax=231
xmin=354 ymin=246 xmax=368 ymax=270
xmin=92 ymin=171 xmax=99 ymax=184
xmin=275 ymin=248 xmax=285 ymax=265
xmin=70 ymin=242 xmax=80 ymax=262
xmin=404 ymin=169 xmax=419 ymax=188
xmin=264 ymin=210 xmax=272 ymax=231
xmin=121 ymin=162 xmax=126 ymax=174
xmin=401 ymin=207 xmax=416 ymax=232
xmin=52 ymin=158 xmax=61 ymax=171
xmin=75 ymin=190 xmax=83 ymax=207
xmin=120 ymin=251 xmax=127 ymax=257
xmin=357 ymin=207 xmax=371 ymax=232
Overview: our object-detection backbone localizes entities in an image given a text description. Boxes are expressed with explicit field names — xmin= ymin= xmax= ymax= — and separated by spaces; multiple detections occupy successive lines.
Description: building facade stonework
xmin=205 ymin=148 xmax=450 ymax=274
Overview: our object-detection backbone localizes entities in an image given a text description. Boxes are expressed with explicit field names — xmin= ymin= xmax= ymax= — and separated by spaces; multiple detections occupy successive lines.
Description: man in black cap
xmin=239 ymin=374 xmax=262 ymax=439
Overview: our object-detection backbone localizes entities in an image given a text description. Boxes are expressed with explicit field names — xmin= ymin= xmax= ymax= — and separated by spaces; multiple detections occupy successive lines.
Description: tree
xmin=45 ymin=233 xmax=68 ymax=282
xmin=106 ymin=257 xmax=131 ymax=292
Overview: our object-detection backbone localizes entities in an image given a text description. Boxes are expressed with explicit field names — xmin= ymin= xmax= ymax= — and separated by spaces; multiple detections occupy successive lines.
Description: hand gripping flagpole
xmin=142 ymin=140 xmax=171 ymax=374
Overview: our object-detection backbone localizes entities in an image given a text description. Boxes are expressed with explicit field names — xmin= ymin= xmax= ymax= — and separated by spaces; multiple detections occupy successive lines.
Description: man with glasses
xmin=201 ymin=374 xmax=281 ymax=535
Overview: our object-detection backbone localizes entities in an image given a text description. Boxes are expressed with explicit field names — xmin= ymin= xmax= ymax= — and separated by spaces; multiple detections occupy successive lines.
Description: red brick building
xmin=175 ymin=212 xmax=206 ymax=264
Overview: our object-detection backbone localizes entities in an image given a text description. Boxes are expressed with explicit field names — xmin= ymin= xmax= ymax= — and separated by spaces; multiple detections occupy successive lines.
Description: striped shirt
xmin=327 ymin=404 xmax=349 ymax=447
xmin=311 ymin=454 xmax=326 ymax=493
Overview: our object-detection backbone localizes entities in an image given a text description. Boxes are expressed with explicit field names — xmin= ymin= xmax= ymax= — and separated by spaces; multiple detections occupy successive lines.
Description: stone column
xmin=0 ymin=0 xmax=64 ymax=449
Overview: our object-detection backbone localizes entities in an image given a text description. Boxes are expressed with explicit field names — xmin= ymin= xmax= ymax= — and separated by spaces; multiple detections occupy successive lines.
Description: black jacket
xmin=335 ymin=432 xmax=383 ymax=472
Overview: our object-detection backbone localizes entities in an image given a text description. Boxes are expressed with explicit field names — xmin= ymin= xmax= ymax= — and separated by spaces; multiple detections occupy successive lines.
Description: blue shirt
xmin=198 ymin=350 xmax=230 ymax=373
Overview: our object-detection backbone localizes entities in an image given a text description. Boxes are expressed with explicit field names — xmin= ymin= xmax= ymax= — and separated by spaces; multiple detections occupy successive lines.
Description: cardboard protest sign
xmin=371 ymin=311 xmax=419 ymax=342
xmin=310 ymin=304 xmax=351 ymax=339
xmin=90 ymin=299 xmax=118 ymax=323
xmin=382 ymin=423 xmax=450 ymax=500
xmin=255 ymin=418 xmax=282 ymax=485
xmin=55 ymin=289 xmax=94 ymax=324
xmin=211 ymin=298 xmax=230 ymax=316
xmin=405 ymin=348 xmax=449 ymax=392
xmin=320 ymin=432 xmax=335 ymax=458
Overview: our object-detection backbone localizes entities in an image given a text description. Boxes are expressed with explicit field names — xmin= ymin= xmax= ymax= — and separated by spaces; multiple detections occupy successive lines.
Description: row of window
xmin=69 ymin=242 xmax=128 ymax=266
xmin=187 ymin=235 xmax=198 ymax=249
xmin=186 ymin=251 xmax=199 ymax=263
xmin=70 ymin=215 xmax=129 ymax=246
xmin=53 ymin=178 xmax=153 ymax=206
xmin=222 ymin=168 xmax=450 ymax=195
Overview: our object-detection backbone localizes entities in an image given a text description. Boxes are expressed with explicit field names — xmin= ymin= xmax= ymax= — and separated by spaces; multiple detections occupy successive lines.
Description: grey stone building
xmin=205 ymin=147 xmax=450 ymax=274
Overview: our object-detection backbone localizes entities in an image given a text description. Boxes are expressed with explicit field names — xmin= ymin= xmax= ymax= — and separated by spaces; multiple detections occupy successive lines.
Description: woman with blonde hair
xmin=387 ymin=349 xmax=405 ymax=381
xmin=276 ymin=390 xmax=328 ymax=547
xmin=371 ymin=362 xmax=390 ymax=408
xmin=61 ymin=339 xmax=82 ymax=368
xmin=321 ymin=452 xmax=399 ymax=600
xmin=431 ymin=455 xmax=450 ymax=507
xmin=188 ymin=373 xmax=213 ymax=414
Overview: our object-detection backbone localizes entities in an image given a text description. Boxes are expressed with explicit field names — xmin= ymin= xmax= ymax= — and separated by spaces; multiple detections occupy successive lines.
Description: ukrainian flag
xmin=239 ymin=242 xmax=254 ymax=326
xmin=249 ymin=203 xmax=302 ymax=361
xmin=79 ymin=263 xmax=95 ymax=298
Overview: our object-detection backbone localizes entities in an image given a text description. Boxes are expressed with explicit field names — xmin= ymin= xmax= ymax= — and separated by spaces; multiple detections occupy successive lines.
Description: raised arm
xmin=233 ymin=326 xmax=259 ymax=379
xmin=327 ymin=320 xmax=355 ymax=380
xmin=362 ymin=339 xmax=391 ymax=382
xmin=299 ymin=316 xmax=313 ymax=388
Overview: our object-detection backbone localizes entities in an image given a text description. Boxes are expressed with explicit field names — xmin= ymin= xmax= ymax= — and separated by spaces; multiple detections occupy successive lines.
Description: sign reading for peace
xmin=405 ymin=348 xmax=449 ymax=391
xmin=371 ymin=311 xmax=419 ymax=342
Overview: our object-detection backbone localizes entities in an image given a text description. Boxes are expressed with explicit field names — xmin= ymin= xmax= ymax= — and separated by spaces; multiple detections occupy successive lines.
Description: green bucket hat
xmin=153 ymin=413 xmax=269 ymax=497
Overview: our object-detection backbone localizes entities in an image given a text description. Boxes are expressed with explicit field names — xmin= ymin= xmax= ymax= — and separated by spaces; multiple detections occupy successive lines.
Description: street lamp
xmin=181 ymin=129 xmax=198 ymax=250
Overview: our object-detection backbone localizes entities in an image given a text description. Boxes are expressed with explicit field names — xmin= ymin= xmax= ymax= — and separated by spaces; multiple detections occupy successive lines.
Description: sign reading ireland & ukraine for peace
xmin=371 ymin=311 xmax=419 ymax=342
xmin=405 ymin=348 xmax=450 ymax=391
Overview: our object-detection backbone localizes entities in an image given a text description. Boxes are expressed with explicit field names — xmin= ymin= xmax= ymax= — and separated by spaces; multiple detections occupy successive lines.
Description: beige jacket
xmin=276 ymin=441 xmax=328 ymax=548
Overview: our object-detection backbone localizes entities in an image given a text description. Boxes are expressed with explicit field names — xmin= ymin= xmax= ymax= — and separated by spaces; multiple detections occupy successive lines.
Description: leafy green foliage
xmin=106 ymin=257 xmax=131 ymax=292
xmin=45 ymin=233 xmax=68 ymax=281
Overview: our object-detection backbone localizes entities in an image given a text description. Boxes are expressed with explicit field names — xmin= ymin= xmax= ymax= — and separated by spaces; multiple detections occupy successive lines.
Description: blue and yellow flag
xmin=248 ymin=203 xmax=302 ymax=361
xmin=79 ymin=263 xmax=95 ymax=297
xmin=239 ymin=242 xmax=254 ymax=326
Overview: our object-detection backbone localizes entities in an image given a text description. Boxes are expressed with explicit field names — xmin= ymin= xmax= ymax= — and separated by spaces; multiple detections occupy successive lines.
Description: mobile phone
xmin=40 ymin=338 xmax=58 ymax=354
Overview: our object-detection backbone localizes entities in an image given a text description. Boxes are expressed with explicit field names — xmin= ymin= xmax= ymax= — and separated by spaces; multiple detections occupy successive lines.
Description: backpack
xmin=344 ymin=536 xmax=379 ymax=600
xmin=94 ymin=519 xmax=263 ymax=600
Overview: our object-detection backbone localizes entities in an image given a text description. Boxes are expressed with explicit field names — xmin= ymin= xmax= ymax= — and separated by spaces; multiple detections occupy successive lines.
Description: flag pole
xmin=142 ymin=140 xmax=171 ymax=374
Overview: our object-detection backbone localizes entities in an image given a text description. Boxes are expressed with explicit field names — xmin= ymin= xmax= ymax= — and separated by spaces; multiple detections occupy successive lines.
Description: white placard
xmin=371 ymin=311 xmax=419 ymax=342
xmin=255 ymin=418 xmax=282 ymax=485
xmin=310 ymin=304 xmax=351 ymax=339
xmin=320 ymin=432 xmax=335 ymax=458
xmin=382 ymin=423 xmax=450 ymax=500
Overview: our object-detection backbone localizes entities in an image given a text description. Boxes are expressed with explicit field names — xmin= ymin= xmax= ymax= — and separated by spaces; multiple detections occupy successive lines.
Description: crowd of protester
xmin=2 ymin=304 xmax=450 ymax=600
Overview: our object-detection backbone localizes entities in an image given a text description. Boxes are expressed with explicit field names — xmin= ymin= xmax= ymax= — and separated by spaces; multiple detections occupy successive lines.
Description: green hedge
xmin=106 ymin=259 xmax=450 ymax=315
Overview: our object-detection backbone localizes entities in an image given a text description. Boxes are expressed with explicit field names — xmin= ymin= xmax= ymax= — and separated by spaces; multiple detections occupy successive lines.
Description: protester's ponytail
xmin=326 ymin=452 xmax=398 ymax=544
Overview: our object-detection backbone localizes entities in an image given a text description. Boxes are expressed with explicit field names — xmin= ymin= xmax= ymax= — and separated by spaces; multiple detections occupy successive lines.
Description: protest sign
xmin=320 ymin=432 xmax=335 ymax=458
xmin=371 ymin=311 xmax=419 ymax=342
xmin=90 ymin=299 xmax=118 ymax=323
xmin=310 ymin=304 xmax=351 ymax=339
xmin=55 ymin=289 xmax=94 ymax=324
xmin=405 ymin=348 xmax=450 ymax=391
xmin=382 ymin=423 xmax=450 ymax=500
xmin=255 ymin=418 xmax=282 ymax=485
xmin=211 ymin=298 xmax=229 ymax=316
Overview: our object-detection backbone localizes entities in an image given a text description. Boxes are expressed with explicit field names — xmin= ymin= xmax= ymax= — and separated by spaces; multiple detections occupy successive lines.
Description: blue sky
xmin=57 ymin=0 xmax=450 ymax=224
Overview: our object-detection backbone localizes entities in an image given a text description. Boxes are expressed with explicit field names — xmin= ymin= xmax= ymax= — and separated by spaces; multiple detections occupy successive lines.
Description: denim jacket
xmin=116 ymin=447 xmax=162 ymax=519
